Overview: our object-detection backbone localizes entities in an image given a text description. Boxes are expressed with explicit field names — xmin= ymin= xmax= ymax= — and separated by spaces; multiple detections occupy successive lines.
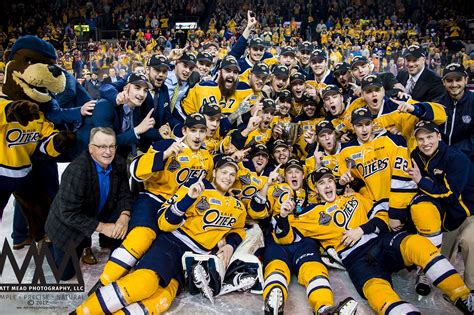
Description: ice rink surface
xmin=0 ymin=163 xmax=465 ymax=314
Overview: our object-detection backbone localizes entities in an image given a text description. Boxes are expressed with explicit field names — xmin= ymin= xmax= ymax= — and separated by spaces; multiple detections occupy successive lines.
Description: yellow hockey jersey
xmin=0 ymin=99 xmax=61 ymax=179
xmin=158 ymin=179 xmax=247 ymax=253
xmin=181 ymin=81 xmax=253 ymax=115
xmin=336 ymin=130 xmax=418 ymax=218
xmin=249 ymin=183 xmax=309 ymax=219
xmin=335 ymin=97 xmax=446 ymax=150
xmin=232 ymin=160 xmax=271 ymax=207
xmin=130 ymin=139 xmax=213 ymax=199
xmin=273 ymin=193 xmax=388 ymax=260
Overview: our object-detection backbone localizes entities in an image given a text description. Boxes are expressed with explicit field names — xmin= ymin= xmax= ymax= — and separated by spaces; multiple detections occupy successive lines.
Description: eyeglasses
xmin=91 ymin=144 xmax=118 ymax=151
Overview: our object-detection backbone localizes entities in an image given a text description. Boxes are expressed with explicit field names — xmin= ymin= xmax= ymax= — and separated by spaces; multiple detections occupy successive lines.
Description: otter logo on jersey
xmin=176 ymin=169 xmax=207 ymax=185
xmin=333 ymin=198 xmax=359 ymax=229
xmin=168 ymin=158 xmax=181 ymax=172
xmin=356 ymin=158 xmax=389 ymax=178
xmin=202 ymin=209 xmax=237 ymax=230
xmin=6 ymin=128 xmax=40 ymax=148
xmin=319 ymin=211 xmax=331 ymax=226
xmin=240 ymin=174 xmax=251 ymax=185
xmin=196 ymin=196 xmax=210 ymax=212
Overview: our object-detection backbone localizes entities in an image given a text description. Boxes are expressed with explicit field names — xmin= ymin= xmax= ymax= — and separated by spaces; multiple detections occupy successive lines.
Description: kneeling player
xmin=273 ymin=167 xmax=473 ymax=315
xmin=74 ymin=156 xmax=249 ymax=314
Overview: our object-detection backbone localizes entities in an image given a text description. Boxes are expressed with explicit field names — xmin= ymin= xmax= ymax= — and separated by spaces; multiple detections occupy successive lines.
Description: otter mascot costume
xmin=0 ymin=35 xmax=74 ymax=240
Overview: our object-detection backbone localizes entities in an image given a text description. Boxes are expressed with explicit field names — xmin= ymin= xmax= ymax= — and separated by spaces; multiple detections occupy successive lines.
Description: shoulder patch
xmin=196 ymin=196 xmax=210 ymax=211
xmin=240 ymin=174 xmax=251 ymax=185
xmin=167 ymin=158 xmax=181 ymax=172
xmin=318 ymin=211 xmax=331 ymax=226
xmin=272 ymin=186 xmax=284 ymax=198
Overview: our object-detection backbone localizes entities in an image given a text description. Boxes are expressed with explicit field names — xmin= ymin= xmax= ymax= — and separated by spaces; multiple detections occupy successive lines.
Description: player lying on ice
xmin=271 ymin=167 xmax=474 ymax=315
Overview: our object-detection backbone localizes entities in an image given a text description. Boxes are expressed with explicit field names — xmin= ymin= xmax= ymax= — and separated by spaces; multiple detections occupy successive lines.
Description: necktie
xmin=121 ymin=109 xmax=133 ymax=132
xmin=170 ymin=83 xmax=180 ymax=113
xmin=406 ymin=77 xmax=416 ymax=95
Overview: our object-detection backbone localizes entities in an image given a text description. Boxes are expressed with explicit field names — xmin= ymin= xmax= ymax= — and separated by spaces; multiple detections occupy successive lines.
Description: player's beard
xmin=218 ymin=76 xmax=238 ymax=98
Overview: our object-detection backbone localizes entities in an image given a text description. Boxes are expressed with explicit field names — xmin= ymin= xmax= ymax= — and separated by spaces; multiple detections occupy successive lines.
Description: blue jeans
xmin=51 ymin=240 xmax=87 ymax=281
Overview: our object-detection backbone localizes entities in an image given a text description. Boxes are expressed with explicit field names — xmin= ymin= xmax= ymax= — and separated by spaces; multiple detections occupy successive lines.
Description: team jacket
xmin=336 ymin=131 xmax=418 ymax=221
xmin=181 ymin=80 xmax=252 ymax=115
xmin=272 ymin=193 xmax=388 ymax=261
xmin=130 ymin=139 xmax=213 ymax=199
xmin=332 ymin=97 xmax=446 ymax=150
xmin=0 ymin=99 xmax=62 ymax=181
xmin=436 ymin=89 xmax=474 ymax=161
xmin=158 ymin=178 xmax=247 ymax=253
xmin=411 ymin=141 xmax=473 ymax=231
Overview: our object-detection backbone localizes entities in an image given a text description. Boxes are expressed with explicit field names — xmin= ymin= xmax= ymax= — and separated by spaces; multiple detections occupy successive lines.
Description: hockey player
xmin=306 ymin=49 xmax=337 ymax=90
xmin=336 ymin=75 xmax=447 ymax=150
xmin=408 ymin=120 xmax=474 ymax=291
xmin=249 ymin=160 xmax=357 ymax=314
xmin=181 ymin=55 xmax=253 ymax=115
xmin=272 ymin=167 xmax=474 ymax=315
xmin=75 ymin=155 xmax=247 ymax=315
xmin=93 ymin=113 xmax=213 ymax=288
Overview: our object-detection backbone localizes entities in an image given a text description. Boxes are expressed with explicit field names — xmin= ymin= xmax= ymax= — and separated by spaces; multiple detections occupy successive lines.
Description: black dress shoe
xmin=81 ymin=247 xmax=97 ymax=265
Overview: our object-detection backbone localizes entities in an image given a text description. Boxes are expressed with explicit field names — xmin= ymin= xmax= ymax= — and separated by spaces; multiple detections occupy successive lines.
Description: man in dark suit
xmin=99 ymin=55 xmax=179 ymax=151
xmin=102 ymin=68 xmax=122 ymax=84
xmin=45 ymin=127 xmax=133 ymax=280
xmin=397 ymin=45 xmax=445 ymax=102
xmin=73 ymin=73 xmax=156 ymax=159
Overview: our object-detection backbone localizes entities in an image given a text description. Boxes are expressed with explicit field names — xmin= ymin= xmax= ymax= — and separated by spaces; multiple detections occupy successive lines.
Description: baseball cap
xmin=272 ymin=139 xmax=290 ymax=152
xmin=184 ymin=113 xmax=207 ymax=128
xmin=214 ymin=155 xmax=239 ymax=171
xmin=278 ymin=90 xmax=293 ymax=102
xmin=196 ymin=52 xmax=213 ymax=64
xmin=204 ymin=41 xmax=219 ymax=50
xmin=251 ymin=62 xmax=270 ymax=76
xmin=126 ymin=73 xmax=153 ymax=89
xmin=147 ymin=55 xmax=170 ymax=69
xmin=199 ymin=102 xmax=222 ymax=117
xmin=221 ymin=55 xmax=240 ymax=71
xmin=334 ymin=62 xmax=350 ymax=74
xmin=301 ymin=94 xmax=317 ymax=106
xmin=321 ymin=85 xmax=342 ymax=99
xmin=311 ymin=167 xmax=334 ymax=183
xmin=351 ymin=107 xmax=373 ymax=124
xmin=403 ymin=45 xmax=426 ymax=59
xmin=262 ymin=98 xmax=276 ymax=112
xmin=350 ymin=56 xmax=368 ymax=69
xmin=361 ymin=74 xmax=383 ymax=91
xmin=178 ymin=51 xmax=197 ymax=65
xmin=414 ymin=120 xmax=440 ymax=136
xmin=280 ymin=46 xmax=296 ymax=56
xmin=443 ymin=63 xmax=467 ymax=80
xmin=310 ymin=49 xmax=327 ymax=61
xmin=316 ymin=120 xmax=335 ymax=135
xmin=249 ymin=37 xmax=265 ymax=49
xmin=298 ymin=41 xmax=313 ymax=53
xmin=251 ymin=144 xmax=270 ymax=157
xmin=272 ymin=65 xmax=289 ymax=79
xmin=290 ymin=72 xmax=306 ymax=84
xmin=285 ymin=159 xmax=304 ymax=172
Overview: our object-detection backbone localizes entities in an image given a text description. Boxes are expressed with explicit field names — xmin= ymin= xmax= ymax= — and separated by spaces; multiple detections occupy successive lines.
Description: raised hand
xmin=163 ymin=136 xmax=184 ymax=159
xmin=80 ymin=100 xmax=96 ymax=116
xmin=390 ymin=98 xmax=415 ymax=113
xmin=188 ymin=173 xmax=206 ymax=198
xmin=407 ymin=158 xmax=422 ymax=183
xmin=134 ymin=108 xmax=156 ymax=135
xmin=280 ymin=199 xmax=296 ymax=218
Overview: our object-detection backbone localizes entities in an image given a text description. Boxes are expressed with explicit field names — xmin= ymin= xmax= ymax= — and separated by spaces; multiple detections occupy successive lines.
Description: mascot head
xmin=3 ymin=35 xmax=66 ymax=103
